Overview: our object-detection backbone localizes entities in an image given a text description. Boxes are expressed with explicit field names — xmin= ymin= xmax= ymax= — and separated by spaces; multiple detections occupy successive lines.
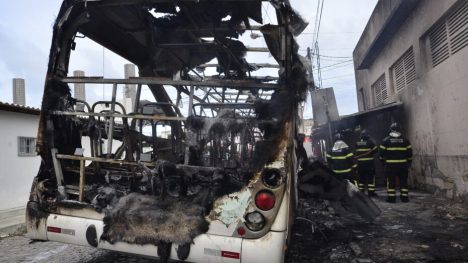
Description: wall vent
xmin=429 ymin=1 xmax=468 ymax=67
xmin=390 ymin=48 xmax=416 ymax=93
xmin=371 ymin=74 xmax=387 ymax=106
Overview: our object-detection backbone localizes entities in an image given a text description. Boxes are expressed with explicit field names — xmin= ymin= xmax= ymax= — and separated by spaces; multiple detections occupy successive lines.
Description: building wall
xmin=12 ymin=78 xmax=26 ymax=106
xmin=73 ymin=70 xmax=86 ymax=101
xmin=0 ymin=111 xmax=40 ymax=210
xmin=124 ymin=64 xmax=137 ymax=110
xmin=355 ymin=0 xmax=468 ymax=200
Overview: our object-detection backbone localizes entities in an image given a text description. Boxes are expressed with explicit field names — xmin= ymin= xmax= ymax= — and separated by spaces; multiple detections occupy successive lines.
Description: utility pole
xmin=308 ymin=47 xmax=333 ymax=151
xmin=307 ymin=47 xmax=316 ymax=118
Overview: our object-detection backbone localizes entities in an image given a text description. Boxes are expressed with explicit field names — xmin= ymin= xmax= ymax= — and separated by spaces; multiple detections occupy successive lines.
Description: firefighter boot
xmin=387 ymin=188 xmax=396 ymax=203
xmin=400 ymin=189 xmax=409 ymax=202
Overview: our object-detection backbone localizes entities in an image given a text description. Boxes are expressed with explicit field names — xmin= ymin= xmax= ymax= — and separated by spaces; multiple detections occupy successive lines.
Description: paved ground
xmin=1 ymin=190 xmax=468 ymax=262
xmin=0 ymin=207 xmax=25 ymax=237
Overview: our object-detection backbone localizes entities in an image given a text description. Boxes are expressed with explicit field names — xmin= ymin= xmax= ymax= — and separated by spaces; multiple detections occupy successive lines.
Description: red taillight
xmin=255 ymin=191 xmax=276 ymax=211
xmin=237 ymin=227 xmax=246 ymax=236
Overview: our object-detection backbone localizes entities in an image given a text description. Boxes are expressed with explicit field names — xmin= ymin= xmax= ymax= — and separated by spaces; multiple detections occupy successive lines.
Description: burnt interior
xmin=29 ymin=0 xmax=311 ymax=252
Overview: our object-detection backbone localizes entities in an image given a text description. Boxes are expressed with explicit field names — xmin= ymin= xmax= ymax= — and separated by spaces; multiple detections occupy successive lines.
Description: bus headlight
xmin=262 ymin=168 xmax=283 ymax=188
xmin=245 ymin=212 xmax=266 ymax=231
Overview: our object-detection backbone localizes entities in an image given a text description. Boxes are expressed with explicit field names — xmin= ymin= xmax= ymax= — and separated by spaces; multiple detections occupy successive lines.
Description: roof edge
xmin=353 ymin=0 xmax=421 ymax=70
xmin=0 ymin=101 xmax=41 ymax=116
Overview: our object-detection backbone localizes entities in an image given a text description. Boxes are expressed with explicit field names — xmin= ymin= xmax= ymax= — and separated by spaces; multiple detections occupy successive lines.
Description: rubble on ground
xmin=287 ymin=191 xmax=468 ymax=263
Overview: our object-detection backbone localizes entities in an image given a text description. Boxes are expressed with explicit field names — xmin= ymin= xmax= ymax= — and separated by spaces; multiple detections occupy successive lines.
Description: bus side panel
xmin=25 ymin=202 xmax=48 ymax=240
xmin=270 ymin=188 xmax=290 ymax=232
xmin=241 ymin=231 xmax=287 ymax=263
xmin=175 ymin=234 xmax=242 ymax=263
xmin=43 ymin=213 xmax=244 ymax=262
xmin=46 ymin=213 xmax=104 ymax=247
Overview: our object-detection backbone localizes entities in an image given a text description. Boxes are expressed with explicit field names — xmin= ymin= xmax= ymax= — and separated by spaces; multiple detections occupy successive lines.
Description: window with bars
xmin=390 ymin=48 xmax=416 ymax=93
xmin=18 ymin=137 xmax=37 ymax=156
xmin=371 ymin=74 xmax=387 ymax=106
xmin=428 ymin=1 xmax=468 ymax=67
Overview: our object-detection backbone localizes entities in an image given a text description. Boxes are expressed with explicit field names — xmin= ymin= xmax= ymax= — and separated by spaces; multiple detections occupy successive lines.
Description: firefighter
xmin=326 ymin=133 xmax=357 ymax=182
xmin=379 ymin=123 xmax=412 ymax=203
xmin=355 ymin=129 xmax=377 ymax=196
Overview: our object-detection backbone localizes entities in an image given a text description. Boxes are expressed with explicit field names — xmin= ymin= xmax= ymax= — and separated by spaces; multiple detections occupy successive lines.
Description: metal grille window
xmin=390 ymin=48 xmax=416 ymax=93
xmin=371 ymin=74 xmax=387 ymax=106
xmin=18 ymin=137 xmax=37 ymax=156
xmin=429 ymin=1 xmax=468 ymax=67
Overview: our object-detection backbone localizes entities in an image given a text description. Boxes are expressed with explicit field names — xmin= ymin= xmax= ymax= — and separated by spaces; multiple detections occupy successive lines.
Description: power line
xmin=317 ymin=59 xmax=353 ymax=69
xmin=321 ymin=73 xmax=355 ymax=81
xmin=318 ymin=62 xmax=354 ymax=73
xmin=312 ymin=0 xmax=322 ymax=45
xmin=315 ymin=42 xmax=323 ymax=88
xmin=311 ymin=0 xmax=325 ymax=89
xmin=301 ymin=31 xmax=360 ymax=35
xmin=311 ymin=53 xmax=352 ymax=59
xmin=314 ymin=0 xmax=325 ymax=47
xmin=317 ymin=57 xmax=353 ymax=62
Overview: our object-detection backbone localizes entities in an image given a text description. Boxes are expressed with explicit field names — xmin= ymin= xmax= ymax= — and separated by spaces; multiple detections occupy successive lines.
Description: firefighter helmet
xmin=334 ymin=132 xmax=344 ymax=141
xmin=390 ymin=122 xmax=401 ymax=132
xmin=360 ymin=129 xmax=369 ymax=139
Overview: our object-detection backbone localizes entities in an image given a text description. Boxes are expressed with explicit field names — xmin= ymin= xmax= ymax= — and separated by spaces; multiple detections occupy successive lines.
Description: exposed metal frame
xmin=61 ymin=77 xmax=280 ymax=90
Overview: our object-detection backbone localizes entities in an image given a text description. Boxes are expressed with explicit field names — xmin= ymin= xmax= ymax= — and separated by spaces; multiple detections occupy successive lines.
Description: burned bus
xmin=25 ymin=0 xmax=311 ymax=262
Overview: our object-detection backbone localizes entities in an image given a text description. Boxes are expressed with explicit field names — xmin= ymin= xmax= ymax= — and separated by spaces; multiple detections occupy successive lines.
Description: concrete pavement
xmin=0 ymin=207 xmax=25 ymax=237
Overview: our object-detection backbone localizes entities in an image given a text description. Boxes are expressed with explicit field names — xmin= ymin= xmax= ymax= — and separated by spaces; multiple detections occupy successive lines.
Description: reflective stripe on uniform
xmin=401 ymin=188 xmax=409 ymax=196
xmin=352 ymin=164 xmax=357 ymax=168
xmin=386 ymin=147 xmax=409 ymax=151
xmin=330 ymin=153 xmax=354 ymax=160
xmin=386 ymin=159 xmax=408 ymax=163
xmin=326 ymin=154 xmax=332 ymax=158
xmin=407 ymin=145 xmax=412 ymax=149
xmin=333 ymin=168 xmax=352 ymax=173
xmin=357 ymin=157 xmax=374 ymax=161
xmin=356 ymin=148 xmax=371 ymax=152
xmin=369 ymin=178 xmax=375 ymax=191
xmin=380 ymin=145 xmax=386 ymax=149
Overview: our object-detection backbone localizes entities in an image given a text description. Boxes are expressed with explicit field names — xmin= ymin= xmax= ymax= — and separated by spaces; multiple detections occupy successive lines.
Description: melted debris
xmin=287 ymin=191 xmax=468 ymax=263
xmin=29 ymin=0 xmax=311 ymax=257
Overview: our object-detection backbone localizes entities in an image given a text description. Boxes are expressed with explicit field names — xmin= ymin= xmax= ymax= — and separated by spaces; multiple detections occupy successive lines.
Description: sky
xmin=0 ymin=0 xmax=377 ymax=117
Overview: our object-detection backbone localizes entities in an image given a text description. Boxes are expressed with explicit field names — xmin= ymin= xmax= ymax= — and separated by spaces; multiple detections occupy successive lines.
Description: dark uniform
xmin=355 ymin=138 xmax=377 ymax=195
xmin=379 ymin=132 xmax=412 ymax=202
xmin=326 ymin=141 xmax=357 ymax=182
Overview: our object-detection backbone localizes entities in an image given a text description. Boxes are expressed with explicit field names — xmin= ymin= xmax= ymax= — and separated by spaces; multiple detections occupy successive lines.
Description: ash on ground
xmin=287 ymin=190 xmax=468 ymax=263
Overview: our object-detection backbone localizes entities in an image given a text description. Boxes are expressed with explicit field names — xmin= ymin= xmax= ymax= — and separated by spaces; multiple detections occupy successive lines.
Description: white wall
xmin=0 ymin=111 xmax=40 ymax=210
xmin=355 ymin=0 xmax=468 ymax=200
